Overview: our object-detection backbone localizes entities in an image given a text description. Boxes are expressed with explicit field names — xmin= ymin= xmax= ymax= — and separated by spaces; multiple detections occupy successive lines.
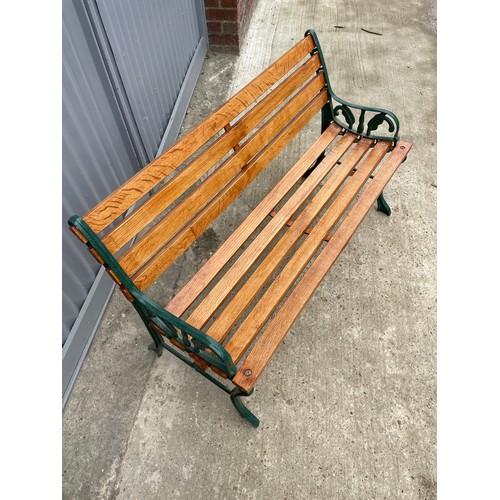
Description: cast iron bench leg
xmin=230 ymin=388 xmax=260 ymax=428
xmin=376 ymin=191 xmax=391 ymax=216
xmin=148 ymin=342 xmax=164 ymax=357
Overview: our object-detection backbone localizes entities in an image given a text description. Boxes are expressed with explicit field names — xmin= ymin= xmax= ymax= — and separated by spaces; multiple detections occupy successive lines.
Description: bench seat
xmin=166 ymin=125 xmax=410 ymax=391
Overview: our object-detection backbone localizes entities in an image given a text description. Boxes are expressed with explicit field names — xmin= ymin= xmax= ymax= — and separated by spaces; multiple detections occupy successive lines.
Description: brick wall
xmin=204 ymin=0 xmax=257 ymax=54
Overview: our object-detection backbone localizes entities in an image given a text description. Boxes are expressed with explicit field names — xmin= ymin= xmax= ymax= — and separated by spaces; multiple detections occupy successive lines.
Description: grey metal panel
xmin=63 ymin=0 xmax=208 ymax=405
xmin=155 ymin=36 xmax=206 ymax=157
xmin=96 ymin=0 xmax=203 ymax=160
xmin=62 ymin=0 xmax=140 ymax=346
xmin=62 ymin=0 xmax=141 ymax=400
xmin=82 ymin=0 xmax=151 ymax=167
xmin=62 ymin=267 xmax=115 ymax=407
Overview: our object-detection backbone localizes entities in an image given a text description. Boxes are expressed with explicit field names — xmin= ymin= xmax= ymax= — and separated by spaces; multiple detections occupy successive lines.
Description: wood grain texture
xmin=132 ymin=89 xmax=329 ymax=290
xmin=232 ymin=141 xmax=412 ymax=392
xmin=268 ymin=210 xmax=320 ymax=238
xmin=215 ymin=138 xmax=376 ymax=350
xmin=83 ymin=35 xmax=316 ymax=234
xmin=103 ymin=55 xmax=322 ymax=256
xmin=117 ymin=73 xmax=325 ymax=274
xmin=165 ymin=122 xmax=342 ymax=316
xmin=200 ymin=135 xmax=369 ymax=341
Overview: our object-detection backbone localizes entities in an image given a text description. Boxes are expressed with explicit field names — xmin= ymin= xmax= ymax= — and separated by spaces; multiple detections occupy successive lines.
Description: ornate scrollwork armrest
xmin=330 ymin=98 xmax=400 ymax=144
xmin=136 ymin=295 xmax=238 ymax=378
xmin=305 ymin=28 xmax=400 ymax=146
xmin=68 ymin=215 xmax=238 ymax=379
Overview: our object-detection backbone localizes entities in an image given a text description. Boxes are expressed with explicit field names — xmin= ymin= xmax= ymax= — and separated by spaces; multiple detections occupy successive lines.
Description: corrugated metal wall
xmin=97 ymin=0 xmax=203 ymax=160
xmin=62 ymin=0 xmax=208 ymax=404
xmin=62 ymin=0 xmax=141 ymax=345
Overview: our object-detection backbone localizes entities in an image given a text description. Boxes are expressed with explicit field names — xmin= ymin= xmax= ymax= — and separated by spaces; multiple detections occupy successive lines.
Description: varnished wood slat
xmin=69 ymin=226 xmax=88 ymax=244
xmin=232 ymin=141 xmax=412 ymax=392
xmin=269 ymin=209 xmax=316 ymax=237
xmin=198 ymin=137 xmax=370 ymax=337
xmin=117 ymin=71 xmax=326 ymax=274
xmin=205 ymin=137 xmax=375 ymax=344
xmin=83 ymin=35 xmax=316 ymax=234
xmin=132 ymin=89 xmax=329 ymax=290
xmin=224 ymin=124 xmax=240 ymax=152
xmin=268 ymin=210 xmax=334 ymax=241
xmin=88 ymin=247 xmax=105 ymax=265
xmin=105 ymin=267 xmax=122 ymax=286
xmin=183 ymin=133 xmax=359 ymax=331
xmin=166 ymin=122 xmax=343 ymax=316
xmin=225 ymin=140 xmax=388 ymax=361
xmin=104 ymin=55 xmax=323 ymax=256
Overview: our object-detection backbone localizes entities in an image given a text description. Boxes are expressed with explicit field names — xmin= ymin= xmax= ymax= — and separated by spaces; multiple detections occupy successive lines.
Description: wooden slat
xmin=183 ymin=133 xmax=359 ymax=331
xmin=117 ymin=69 xmax=325 ymax=273
xmin=83 ymin=35 xmax=316 ymax=233
xmin=268 ymin=210 xmax=326 ymax=239
xmin=224 ymin=124 xmax=241 ymax=152
xmin=132 ymin=89 xmax=329 ymax=290
xmin=166 ymin=122 xmax=343 ymax=316
xmin=232 ymin=141 xmax=412 ymax=392
xmin=224 ymin=139 xmax=388 ymax=361
xmin=197 ymin=136 xmax=371 ymax=339
xmin=104 ymin=54 xmax=323 ymax=256
xmin=205 ymin=138 xmax=376 ymax=347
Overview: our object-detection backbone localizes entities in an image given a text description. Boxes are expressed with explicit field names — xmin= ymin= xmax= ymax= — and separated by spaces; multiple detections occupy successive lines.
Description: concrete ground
xmin=62 ymin=0 xmax=436 ymax=498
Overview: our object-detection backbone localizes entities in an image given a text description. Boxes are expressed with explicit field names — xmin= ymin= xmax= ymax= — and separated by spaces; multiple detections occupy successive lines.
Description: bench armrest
xmin=306 ymin=29 xmax=400 ymax=145
xmin=68 ymin=216 xmax=238 ymax=378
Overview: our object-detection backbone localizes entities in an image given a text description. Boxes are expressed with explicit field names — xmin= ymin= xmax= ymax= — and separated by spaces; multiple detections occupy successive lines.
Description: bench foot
xmin=148 ymin=342 xmax=163 ymax=357
xmin=230 ymin=388 xmax=260 ymax=428
xmin=376 ymin=191 xmax=391 ymax=216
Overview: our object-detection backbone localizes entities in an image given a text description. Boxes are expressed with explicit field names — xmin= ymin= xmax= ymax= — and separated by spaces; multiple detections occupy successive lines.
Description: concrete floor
xmin=62 ymin=0 xmax=436 ymax=498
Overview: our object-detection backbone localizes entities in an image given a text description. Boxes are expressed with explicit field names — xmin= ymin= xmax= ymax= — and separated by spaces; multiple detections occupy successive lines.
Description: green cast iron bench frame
xmin=69 ymin=29 xmax=412 ymax=427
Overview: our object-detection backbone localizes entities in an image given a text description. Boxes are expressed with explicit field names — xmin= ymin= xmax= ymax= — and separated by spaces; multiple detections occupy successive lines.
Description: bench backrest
xmin=74 ymin=33 xmax=327 ymax=291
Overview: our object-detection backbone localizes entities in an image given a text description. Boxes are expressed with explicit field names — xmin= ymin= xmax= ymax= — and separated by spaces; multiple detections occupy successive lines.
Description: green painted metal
xmin=68 ymin=216 xmax=237 ymax=378
xmin=148 ymin=341 xmax=164 ymax=357
xmin=305 ymin=29 xmax=400 ymax=146
xmin=376 ymin=192 xmax=392 ymax=216
xmin=230 ymin=388 xmax=260 ymax=428
xmin=68 ymin=216 xmax=261 ymax=424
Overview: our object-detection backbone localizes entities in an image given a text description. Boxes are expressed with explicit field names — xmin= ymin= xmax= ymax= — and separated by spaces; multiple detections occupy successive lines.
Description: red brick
xmin=209 ymin=33 xmax=239 ymax=46
xmin=206 ymin=0 xmax=256 ymax=54
xmin=205 ymin=7 xmax=238 ymax=21
xmin=207 ymin=21 xmax=222 ymax=34
xmin=222 ymin=21 xmax=238 ymax=34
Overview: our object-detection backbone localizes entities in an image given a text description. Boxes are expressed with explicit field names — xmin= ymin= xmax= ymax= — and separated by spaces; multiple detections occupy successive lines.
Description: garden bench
xmin=68 ymin=29 xmax=411 ymax=427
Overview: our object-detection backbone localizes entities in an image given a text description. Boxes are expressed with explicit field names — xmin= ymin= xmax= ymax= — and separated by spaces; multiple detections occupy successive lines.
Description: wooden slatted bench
xmin=68 ymin=29 xmax=411 ymax=427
